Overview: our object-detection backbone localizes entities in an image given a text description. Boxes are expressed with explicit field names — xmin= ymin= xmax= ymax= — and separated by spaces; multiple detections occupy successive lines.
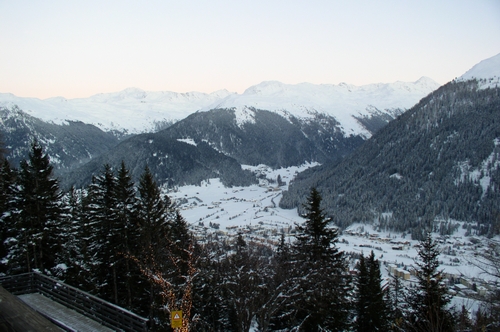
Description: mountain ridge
xmin=0 ymin=78 xmax=440 ymax=137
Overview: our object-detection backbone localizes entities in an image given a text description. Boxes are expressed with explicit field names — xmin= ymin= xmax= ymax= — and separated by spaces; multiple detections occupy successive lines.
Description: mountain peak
xmin=415 ymin=76 xmax=438 ymax=85
xmin=458 ymin=53 xmax=500 ymax=87
xmin=243 ymin=81 xmax=288 ymax=95
xmin=207 ymin=79 xmax=440 ymax=137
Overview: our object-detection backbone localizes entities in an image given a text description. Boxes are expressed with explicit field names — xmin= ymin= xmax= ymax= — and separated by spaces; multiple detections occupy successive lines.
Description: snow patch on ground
xmin=233 ymin=106 xmax=256 ymax=128
xmin=177 ymin=138 xmax=197 ymax=146
xmin=455 ymin=138 xmax=500 ymax=195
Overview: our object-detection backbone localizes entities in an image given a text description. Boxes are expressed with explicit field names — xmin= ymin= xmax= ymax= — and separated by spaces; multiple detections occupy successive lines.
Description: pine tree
xmin=405 ymin=232 xmax=454 ymax=332
xmin=355 ymin=251 xmax=389 ymax=332
xmin=265 ymin=233 xmax=295 ymax=331
xmin=11 ymin=140 xmax=63 ymax=273
xmin=167 ymin=210 xmax=197 ymax=320
xmin=294 ymin=188 xmax=343 ymax=262
xmin=0 ymin=159 xmax=16 ymax=274
xmin=136 ymin=165 xmax=172 ymax=263
xmin=114 ymin=161 xmax=141 ymax=309
xmin=169 ymin=210 xmax=192 ymax=253
xmin=220 ymin=235 xmax=268 ymax=332
xmin=456 ymin=304 xmax=472 ymax=332
xmin=133 ymin=166 xmax=200 ymax=330
xmin=134 ymin=165 xmax=173 ymax=324
xmin=86 ymin=164 xmax=119 ymax=299
xmin=0 ymin=131 xmax=7 ymax=162
xmin=386 ymin=269 xmax=406 ymax=330
xmin=355 ymin=253 xmax=370 ymax=331
xmin=191 ymin=239 xmax=228 ymax=331
xmin=289 ymin=187 xmax=351 ymax=331
xmin=76 ymin=191 xmax=95 ymax=291
xmin=56 ymin=187 xmax=84 ymax=283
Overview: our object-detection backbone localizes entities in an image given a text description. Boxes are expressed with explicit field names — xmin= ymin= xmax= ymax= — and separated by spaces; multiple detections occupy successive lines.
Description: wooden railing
xmin=0 ymin=272 xmax=149 ymax=332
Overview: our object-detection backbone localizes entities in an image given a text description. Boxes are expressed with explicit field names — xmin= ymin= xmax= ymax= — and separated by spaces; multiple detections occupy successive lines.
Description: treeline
xmin=0 ymin=140 xmax=498 ymax=331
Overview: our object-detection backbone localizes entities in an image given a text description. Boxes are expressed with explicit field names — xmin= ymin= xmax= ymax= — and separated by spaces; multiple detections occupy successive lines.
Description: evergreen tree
xmin=192 ymin=239 xmax=228 ymax=331
xmin=169 ymin=210 xmax=192 ymax=253
xmin=294 ymin=188 xmax=343 ymax=262
xmin=265 ymin=233 xmax=295 ymax=332
xmin=167 ymin=210 xmax=197 ymax=323
xmin=86 ymin=164 xmax=119 ymax=299
xmin=56 ymin=187 xmax=85 ymax=283
xmin=133 ymin=166 xmax=200 ymax=330
xmin=114 ymin=161 xmax=141 ymax=309
xmin=405 ymin=232 xmax=454 ymax=332
xmin=386 ymin=272 xmax=405 ymax=330
xmin=136 ymin=166 xmax=172 ymax=254
xmin=135 ymin=165 xmax=173 ymax=324
xmin=220 ymin=235 xmax=268 ymax=332
xmin=0 ymin=159 xmax=16 ymax=274
xmin=0 ymin=133 xmax=11 ymax=273
xmin=0 ymin=131 xmax=7 ymax=161
xmin=9 ymin=140 xmax=63 ymax=273
xmin=355 ymin=253 xmax=370 ymax=331
xmin=289 ymin=187 xmax=351 ymax=331
xmin=456 ymin=304 xmax=472 ymax=332
xmin=59 ymin=188 xmax=97 ymax=293
xmin=355 ymin=251 xmax=389 ymax=332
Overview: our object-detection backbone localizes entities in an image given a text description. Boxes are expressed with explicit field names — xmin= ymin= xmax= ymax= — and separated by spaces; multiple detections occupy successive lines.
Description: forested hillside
xmin=61 ymin=131 xmax=257 ymax=189
xmin=281 ymin=79 xmax=500 ymax=238
xmin=0 ymin=106 xmax=121 ymax=171
xmin=158 ymin=108 xmax=365 ymax=167
xmin=60 ymin=107 xmax=367 ymax=190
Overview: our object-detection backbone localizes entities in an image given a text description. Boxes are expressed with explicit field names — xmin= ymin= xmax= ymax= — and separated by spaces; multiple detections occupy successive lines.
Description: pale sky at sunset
xmin=1 ymin=0 xmax=499 ymax=99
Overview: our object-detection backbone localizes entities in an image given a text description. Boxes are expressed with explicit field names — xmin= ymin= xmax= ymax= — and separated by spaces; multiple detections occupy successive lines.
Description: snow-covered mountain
xmin=206 ymin=77 xmax=440 ymax=138
xmin=458 ymin=52 xmax=500 ymax=89
xmin=281 ymin=54 xmax=500 ymax=233
xmin=0 ymin=78 xmax=440 ymax=136
xmin=0 ymin=88 xmax=234 ymax=134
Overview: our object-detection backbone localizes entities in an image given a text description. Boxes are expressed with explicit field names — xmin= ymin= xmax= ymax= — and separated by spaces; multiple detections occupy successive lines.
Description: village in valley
xmin=165 ymin=164 xmax=499 ymax=314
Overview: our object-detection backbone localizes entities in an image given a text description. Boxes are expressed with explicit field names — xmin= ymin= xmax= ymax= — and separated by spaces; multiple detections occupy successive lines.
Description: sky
xmin=0 ymin=0 xmax=499 ymax=99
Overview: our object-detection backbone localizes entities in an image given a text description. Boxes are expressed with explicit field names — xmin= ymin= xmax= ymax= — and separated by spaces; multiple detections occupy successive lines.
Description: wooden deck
xmin=0 ymin=285 xmax=62 ymax=332
xmin=19 ymin=293 xmax=114 ymax=332
xmin=0 ymin=272 xmax=149 ymax=331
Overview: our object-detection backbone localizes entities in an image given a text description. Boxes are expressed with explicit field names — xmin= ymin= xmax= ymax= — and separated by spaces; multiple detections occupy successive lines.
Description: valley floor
xmin=165 ymin=163 xmax=499 ymax=314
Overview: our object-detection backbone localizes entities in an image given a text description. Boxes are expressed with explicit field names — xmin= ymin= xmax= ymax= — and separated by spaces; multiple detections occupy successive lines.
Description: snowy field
xmin=165 ymin=163 xmax=314 ymax=233
xmin=164 ymin=163 xmax=497 ymax=312
xmin=165 ymin=164 xmax=494 ymax=274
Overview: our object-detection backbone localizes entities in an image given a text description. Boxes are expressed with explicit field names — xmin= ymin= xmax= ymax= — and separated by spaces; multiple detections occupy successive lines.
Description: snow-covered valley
xmin=165 ymin=163 xmax=498 ymax=312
